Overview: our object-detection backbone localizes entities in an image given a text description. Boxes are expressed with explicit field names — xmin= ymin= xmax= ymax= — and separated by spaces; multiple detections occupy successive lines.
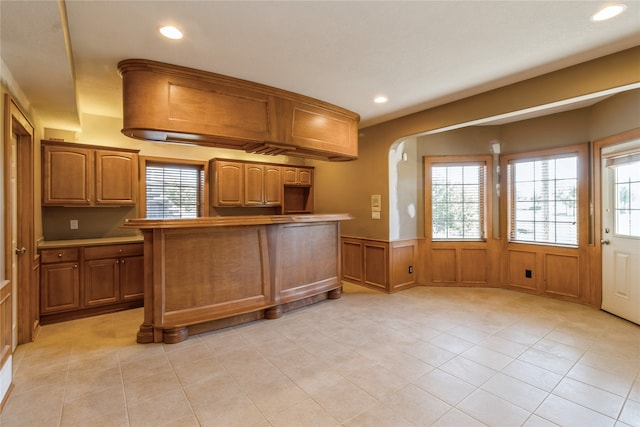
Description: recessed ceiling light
xmin=160 ymin=26 xmax=183 ymax=40
xmin=591 ymin=4 xmax=627 ymax=21
xmin=374 ymin=96 xmax=388 ymax=104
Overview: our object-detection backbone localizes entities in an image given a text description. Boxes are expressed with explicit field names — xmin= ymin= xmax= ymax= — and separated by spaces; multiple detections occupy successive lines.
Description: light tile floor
xmin=2 ymin=283 xmax=639 ymax=426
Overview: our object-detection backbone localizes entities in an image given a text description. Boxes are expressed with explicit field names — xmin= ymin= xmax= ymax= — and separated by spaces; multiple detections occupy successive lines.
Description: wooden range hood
xmin=118 ymin=59 xmax=360 ymax=161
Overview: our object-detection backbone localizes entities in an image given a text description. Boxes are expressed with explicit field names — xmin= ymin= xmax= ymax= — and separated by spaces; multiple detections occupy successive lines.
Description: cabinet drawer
xmin=40 ymin=248 xmax=79 ymax=264
xmin=83 ymin=243 xmax=143 ymax=260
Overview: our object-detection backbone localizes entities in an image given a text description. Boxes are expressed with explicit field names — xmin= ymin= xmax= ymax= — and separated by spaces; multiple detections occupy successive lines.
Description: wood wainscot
xmin=122 ymin=214 xmax=350 ymax=344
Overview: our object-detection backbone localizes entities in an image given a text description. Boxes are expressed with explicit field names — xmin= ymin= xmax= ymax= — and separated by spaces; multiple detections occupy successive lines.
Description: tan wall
xmin=588 ymin=89 xmax=640 ymax=140
xmin=310 ymin=132 xmax=389 ymax=238
xmin=315 ymin=47 xmax=640 ymax=241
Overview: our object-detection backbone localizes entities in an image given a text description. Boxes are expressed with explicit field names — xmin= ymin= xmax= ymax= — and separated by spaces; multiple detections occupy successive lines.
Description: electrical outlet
xmin=525 ymin=269 xmax=532 ymax=278
xmin=70 ymin=219 xmax=78 ymax=230
xmin=408 ymin=266 xmax=413 ymax=274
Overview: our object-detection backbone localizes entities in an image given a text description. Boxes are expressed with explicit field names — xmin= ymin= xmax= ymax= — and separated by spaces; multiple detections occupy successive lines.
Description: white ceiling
xmin=2 ymin=1 xmax=639 ymax=131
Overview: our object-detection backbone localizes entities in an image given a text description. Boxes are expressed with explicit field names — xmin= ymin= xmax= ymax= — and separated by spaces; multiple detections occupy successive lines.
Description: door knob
xmin=601 ymin=239 xmax=610 ymax=245
xmin=15 ymin=247 xmax=26 ymax=255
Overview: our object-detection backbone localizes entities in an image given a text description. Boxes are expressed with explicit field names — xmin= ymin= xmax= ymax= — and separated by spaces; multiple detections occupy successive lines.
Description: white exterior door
xmin=601 ymin=145 xmax=640 ymax=325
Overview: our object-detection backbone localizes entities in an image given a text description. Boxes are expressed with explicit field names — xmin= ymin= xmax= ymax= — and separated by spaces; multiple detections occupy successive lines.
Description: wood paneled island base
xmin=122 ymin=214 xmax=350 ymax=344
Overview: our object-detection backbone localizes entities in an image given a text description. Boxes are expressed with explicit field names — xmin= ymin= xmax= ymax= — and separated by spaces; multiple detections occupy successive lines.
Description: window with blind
xmin=431 ymin=163 xmax=486 ymax=240
xmin=507 ymin=155 xmax=578 ymax=245
xmin=145 ymin=163 xmax=204 ymax=219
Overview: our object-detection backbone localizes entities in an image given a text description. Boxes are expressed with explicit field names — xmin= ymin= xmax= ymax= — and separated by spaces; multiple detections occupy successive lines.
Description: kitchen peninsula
xmin=122 ymin=213 xmax=350 ymax=343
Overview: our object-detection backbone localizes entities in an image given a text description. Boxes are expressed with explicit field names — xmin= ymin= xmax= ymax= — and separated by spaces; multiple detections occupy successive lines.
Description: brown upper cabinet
xmin=283 ymin=166 xmax=313 ymax=186
xmin=211 ymin=159 xmax=285 ymax=208
xmin=244 ymin=164 xmax=282 ymax=207
xmin=42 ymin=141 xmax=139 ymax=206
xmin=118 ymin=59 xmax=360 ymax=161
xmin=211 ymin=159 xmax=313 ymax=213
xmin=211 ymin=160 xmax=244 ymax=207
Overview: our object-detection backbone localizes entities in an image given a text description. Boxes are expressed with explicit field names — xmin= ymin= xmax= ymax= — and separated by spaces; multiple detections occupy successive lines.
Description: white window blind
xmin=431 ymin=163 xmax=485 ymax=240
xmin=508 ymin=155 xmax=578 ymax=245
xmin=145 ymin=163 xmax=204 ymax=219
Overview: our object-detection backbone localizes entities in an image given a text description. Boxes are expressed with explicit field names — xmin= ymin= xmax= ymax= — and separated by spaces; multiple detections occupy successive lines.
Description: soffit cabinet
xmin=118 ymin=59 xmax=360 ymax=161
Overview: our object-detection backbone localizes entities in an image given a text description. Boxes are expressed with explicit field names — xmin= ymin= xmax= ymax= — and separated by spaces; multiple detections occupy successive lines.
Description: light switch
xmin=371 ymin=195 xmax=381 ymax=212
xmin=372 ymin=211 xmax=380 ymax=220
xmin=70 ymin=219 xmax=78 ymax=230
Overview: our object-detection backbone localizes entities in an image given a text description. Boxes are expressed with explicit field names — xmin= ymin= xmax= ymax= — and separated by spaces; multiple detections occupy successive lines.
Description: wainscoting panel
xmin=460 ymin=248 xmax=488 ymax=284
xmin=544 ymin=253 xmax=580 ymax=298
xmin=341 ymin=237 xmax=419 ymax=293
xmin=508 ymin=250 xmax=538 ymax=291
xmin=364 ymin=243 xmax=388 ymax=291
xmin=390 ymin=240 xmax=417 ymax=292
xmin=431 ymin=248 xmax=457 ymax=284
xmin=341 ymin=240 xmax=363 ymax=283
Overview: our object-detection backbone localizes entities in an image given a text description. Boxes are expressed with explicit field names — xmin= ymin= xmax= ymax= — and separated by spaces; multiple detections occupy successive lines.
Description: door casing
xmin=4 ymin=95 xmax=38 ymax=348
xmin=592 ymin=128 xmax=640 ymax=311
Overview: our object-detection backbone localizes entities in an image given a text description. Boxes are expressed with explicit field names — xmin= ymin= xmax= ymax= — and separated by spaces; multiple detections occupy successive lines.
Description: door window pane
xmin=614 ymin=162 xmax=640 ymax=237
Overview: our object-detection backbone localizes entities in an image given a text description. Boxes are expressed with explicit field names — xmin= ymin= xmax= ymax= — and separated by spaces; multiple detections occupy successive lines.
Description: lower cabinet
xmin=40 ymin=248 xmax=81 ymax=313
xmin=39 ymin=242 xmax=143 ymax=323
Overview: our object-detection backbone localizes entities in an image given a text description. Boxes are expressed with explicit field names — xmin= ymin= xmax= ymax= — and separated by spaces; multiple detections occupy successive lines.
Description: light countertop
xmin=37 ymin=235 xmax=144 ymax=249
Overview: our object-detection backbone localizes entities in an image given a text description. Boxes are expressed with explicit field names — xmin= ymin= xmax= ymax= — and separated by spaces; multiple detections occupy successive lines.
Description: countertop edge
xmin=121 ymin=213 xmax=353 ymax=229
xmin=38 ymin=235 xmax=144 ymax=249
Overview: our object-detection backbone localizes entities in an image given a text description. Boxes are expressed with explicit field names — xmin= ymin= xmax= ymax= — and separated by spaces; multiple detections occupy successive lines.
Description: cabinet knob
xmin=74 ymin=264 xmax=78 ymax=268
xmin=121 ymin=259 xmax=125 ymax=264
xmin=57 ymin=253 xmax=63 ymax=257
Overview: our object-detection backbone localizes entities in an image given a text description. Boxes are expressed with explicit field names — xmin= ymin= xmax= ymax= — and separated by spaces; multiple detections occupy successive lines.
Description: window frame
xmin=502 ymin=144 xmax=589 ymax=248
xmin=139 ymin=156 xmax=209 ymax=219
xmin=425 ymin=155 xmax=492 ymax=242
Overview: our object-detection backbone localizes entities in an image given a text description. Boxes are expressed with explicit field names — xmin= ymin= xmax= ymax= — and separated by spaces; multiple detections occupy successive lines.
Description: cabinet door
xmin=277 ymin=99 xmax=358 ymax=159
xmin=42 ymin=144 xmax=93 ymax=205
xmin=84 ymin=258 xmax=119 ymax=307
xmin=40 ymin=262 xmax=80 ymax=313
xmin=263 ymin=165 xmax=282 ymax=205
xmin=283 ymin=167 xmax=298 ymax=185
xmin=244 ymin=164 xmax=265 ymax=206
xmin=95 ymin=150 xmax=138 ymax=205
xmin=282 ymin=167 xmax=312 ymax=186
xmin=212 ymin=161 xmax=243 ymax=206
xmin=298 ymin=168 xmax=313 ymax=186
xmin=120 ymin=255 xmax=144 ymax=301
